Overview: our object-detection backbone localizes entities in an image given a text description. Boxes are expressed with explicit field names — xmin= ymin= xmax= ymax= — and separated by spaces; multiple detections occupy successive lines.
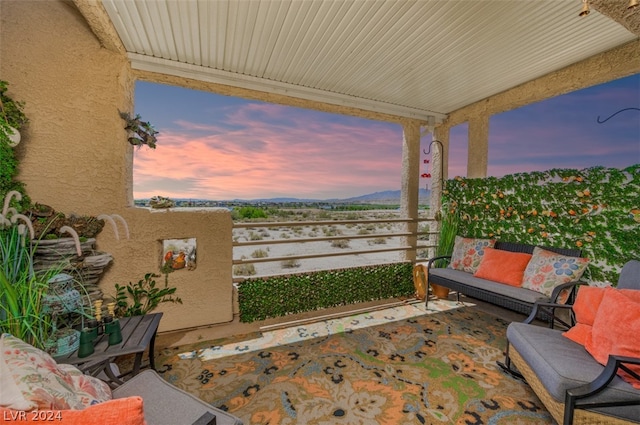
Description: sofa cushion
xmin=563 ymin=286 xmax=607 ymax=346
xmin=428 ymin=268 xmax=547 ymax=305
xmin=586 ymin=288 xmax=640 ymax=389
xmin=521 ymin=247 xmax=589 ymax=298
xmin=0 ymin=397 xmax=145 ymax=425
xmin=507 ymin=322 xmax=640 ymax=411
xmin=0 ymin=333 xmax=111 ymax=411
xmin=449 ymin=236 xmax=496 ymax=273
xmin=112 ymin=369 xmax=243 ymax=425
xmin=473 ymin=247 xmax=532 ymax=287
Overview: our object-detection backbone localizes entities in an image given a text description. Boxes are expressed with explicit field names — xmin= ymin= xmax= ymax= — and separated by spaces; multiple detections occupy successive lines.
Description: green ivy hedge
xmin=443 ymin=165 xmax=639 ymax=285
xmin=237 ymin=262 xmax=414 ymax=322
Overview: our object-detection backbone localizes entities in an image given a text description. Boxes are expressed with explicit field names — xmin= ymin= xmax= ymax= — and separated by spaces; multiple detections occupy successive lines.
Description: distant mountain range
xmin=341 ymin=189 xmax=430 ymax=203
xmin=138 ymin=189 xmax=430 ymax=205
xmin=225 ymin=189 xmax=430 ymax=204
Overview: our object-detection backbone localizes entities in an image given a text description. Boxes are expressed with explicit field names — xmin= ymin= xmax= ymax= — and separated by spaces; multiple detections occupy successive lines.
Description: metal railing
xmin=232 ymin=215 xmax=437 ymax=283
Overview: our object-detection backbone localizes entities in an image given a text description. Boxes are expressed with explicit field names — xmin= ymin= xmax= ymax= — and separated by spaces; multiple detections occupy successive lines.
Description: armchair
xmin=499 ymin=260 xmax=640 ymax=425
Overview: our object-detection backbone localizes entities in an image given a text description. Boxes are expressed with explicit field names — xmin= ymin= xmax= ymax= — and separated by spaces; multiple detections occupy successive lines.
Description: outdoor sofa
xmin=502 ymin=260 xmax=640 ymax=425
xmin=425 ymin=239 xmax=586 ymax=318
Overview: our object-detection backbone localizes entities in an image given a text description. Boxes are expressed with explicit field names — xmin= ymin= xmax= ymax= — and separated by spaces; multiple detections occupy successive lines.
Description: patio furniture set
xmin=2 ymin=235 xmax=638 ymax=425
xmin=421 ymin=236 xmax=640 ymax=424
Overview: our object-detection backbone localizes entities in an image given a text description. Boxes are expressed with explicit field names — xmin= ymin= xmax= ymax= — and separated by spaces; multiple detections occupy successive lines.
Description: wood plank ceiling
xmin=101 ymin=0 xmax=638 ymax=122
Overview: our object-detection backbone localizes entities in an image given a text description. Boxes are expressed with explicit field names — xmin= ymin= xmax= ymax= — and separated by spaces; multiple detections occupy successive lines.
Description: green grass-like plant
xmin=0 ymin=226 xmax=60 ymax=349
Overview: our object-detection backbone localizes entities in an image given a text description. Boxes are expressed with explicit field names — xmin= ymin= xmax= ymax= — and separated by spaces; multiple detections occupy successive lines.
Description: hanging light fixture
xmin=629 ymin=0 xmax=639 ymax=9
xmin=579 ymin=0 xmax=590 ymax=16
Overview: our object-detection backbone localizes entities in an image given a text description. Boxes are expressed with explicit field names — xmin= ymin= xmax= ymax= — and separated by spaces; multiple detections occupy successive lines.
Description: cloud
xmin=134 ymin=75 xmax=639 ymax=199
xmin=134 ymin=102 xmax=403 ymax=199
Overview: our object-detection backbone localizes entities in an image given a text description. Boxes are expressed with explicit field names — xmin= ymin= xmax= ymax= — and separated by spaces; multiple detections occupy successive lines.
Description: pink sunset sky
xmin=133 ymin=74 xmax=639 ymax=200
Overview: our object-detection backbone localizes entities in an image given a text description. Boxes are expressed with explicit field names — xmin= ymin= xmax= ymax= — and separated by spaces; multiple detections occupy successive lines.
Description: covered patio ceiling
xmin=95 ymin=0 xmax=638 ymax=123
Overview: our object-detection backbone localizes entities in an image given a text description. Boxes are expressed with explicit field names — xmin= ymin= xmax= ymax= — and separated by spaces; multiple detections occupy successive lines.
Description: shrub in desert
xmin=323 ymin=227 xmax=341 ymax=237
xmin=249 ymin=231 xmax=263 ymax=241
xmin=251 ymin=249 xmax=269 ymax=258
xmin=368 ymin=237 xmax=387 ymax=245
xmin=331 ymin=239 xmax=350 ymax=248
xmin=357 ymin=228 xmax=371 ymax=235
xmin=281 ymin=258 xmax=301 ymax=268
xmin=234 ymin=263 xmax=256 ymax=276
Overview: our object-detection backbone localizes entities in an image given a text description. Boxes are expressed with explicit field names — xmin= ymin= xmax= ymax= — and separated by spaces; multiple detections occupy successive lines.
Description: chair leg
xmin=563 ymin=393 xmax=576 ymax=425
xmin=496 ymin=342 xmax=524 ymax=380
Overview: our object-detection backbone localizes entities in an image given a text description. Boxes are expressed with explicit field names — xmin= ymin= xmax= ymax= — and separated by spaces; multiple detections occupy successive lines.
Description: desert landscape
xmin=232 ymin=207 xmax=434 ymax=278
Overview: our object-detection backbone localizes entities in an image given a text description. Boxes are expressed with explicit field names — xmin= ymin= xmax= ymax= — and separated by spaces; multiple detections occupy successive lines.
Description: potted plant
xmin=430 ymin=204 xmax=459 ymax=299
xmin=113 ymin=272 xmax=182 ymax=317
xmin=119 ymin=111 xmax=158 ymax=149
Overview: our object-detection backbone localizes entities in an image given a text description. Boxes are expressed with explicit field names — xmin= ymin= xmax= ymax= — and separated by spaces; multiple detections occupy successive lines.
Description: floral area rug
xmin=155 ymin=306 xmax=552 ymax=424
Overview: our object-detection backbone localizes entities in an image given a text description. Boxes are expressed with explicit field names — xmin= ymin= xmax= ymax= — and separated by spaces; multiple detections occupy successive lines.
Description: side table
xmin=55 ymin=313 xmax=163 ymax=384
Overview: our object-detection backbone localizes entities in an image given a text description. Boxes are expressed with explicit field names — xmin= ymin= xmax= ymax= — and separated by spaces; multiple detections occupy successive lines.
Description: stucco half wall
xmin=0 ymin=0 xmax=235 ymax=332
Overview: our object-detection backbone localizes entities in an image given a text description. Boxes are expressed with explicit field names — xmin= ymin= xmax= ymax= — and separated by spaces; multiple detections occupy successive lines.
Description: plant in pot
xmin=113 ymin=272 xmax=182 ymax=317
xmin=430 ymin=204 xmax=460 ymax=299
xmin=119 ymin=111 xmax=158 ymax=149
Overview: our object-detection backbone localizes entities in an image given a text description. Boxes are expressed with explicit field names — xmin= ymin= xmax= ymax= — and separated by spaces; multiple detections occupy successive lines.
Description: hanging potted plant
xmin=0 ymin=80 xmax=28 ymax=148
xmin=430 ymin=204 xmax=459 ymax=299
xmin=119 ymin=111 xmax=158 ymax=149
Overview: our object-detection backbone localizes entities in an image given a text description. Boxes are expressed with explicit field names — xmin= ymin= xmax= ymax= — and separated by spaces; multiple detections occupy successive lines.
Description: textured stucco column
xmin=400 ymin=120 xmax=421 ymax=262
xmin=467 ymin=116 xmax=489 ymax=178
xmin=0 ymin=0 xmax=234 ymax=333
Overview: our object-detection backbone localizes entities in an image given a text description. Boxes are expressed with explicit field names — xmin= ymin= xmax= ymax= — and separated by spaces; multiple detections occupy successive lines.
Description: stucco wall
xmin=0 ymin=0 xmax=234 ymax=332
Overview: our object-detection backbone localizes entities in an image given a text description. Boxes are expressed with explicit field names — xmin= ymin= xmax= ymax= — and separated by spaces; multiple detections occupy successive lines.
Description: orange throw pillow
xmin=473 ymin=248 xmax=532 ymax=287
xmin=585 ymin=289 xmax=640 ymax=389
xmin=0 ymin=397 xmax=146 ymax=425
xmin=563 ymin=286 xmax=606 ymax=345
xmin=564 ymin=286 xmax=640 ymax=346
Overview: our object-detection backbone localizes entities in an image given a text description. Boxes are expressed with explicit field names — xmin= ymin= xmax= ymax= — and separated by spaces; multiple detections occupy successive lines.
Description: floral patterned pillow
xmin=521 ymin=247 xmax=589 ymax=298
xmin=448 ymin=236 xmax=496 ymax=273
xmin=0 ymin=333 xmax=112 ymax=411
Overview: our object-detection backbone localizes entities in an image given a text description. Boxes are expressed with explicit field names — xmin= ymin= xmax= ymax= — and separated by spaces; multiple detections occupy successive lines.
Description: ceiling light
xmin=579 ymin=0 xmax=590 ymax=17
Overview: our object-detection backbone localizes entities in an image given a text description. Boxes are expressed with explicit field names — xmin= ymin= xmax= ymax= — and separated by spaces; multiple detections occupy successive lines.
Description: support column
xmin=467 ymin=116 xmax=489 ymax=178
xmin=400 ymin=120 xmax=421 ymax=263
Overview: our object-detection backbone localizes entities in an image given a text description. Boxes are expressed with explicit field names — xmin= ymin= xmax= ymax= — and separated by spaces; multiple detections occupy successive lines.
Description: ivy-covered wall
xmin=237 ymin=262 xmax=414 ymax=322
xmin=443 ymin=165 xmax=639 ymax=285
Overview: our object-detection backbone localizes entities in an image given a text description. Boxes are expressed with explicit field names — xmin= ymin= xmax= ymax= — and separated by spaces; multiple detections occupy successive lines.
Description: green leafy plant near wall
xmin=443 ymin=165 xmax=639 ymax=285
xmin=113 ymin=272 xmax=182 ymax=317
xmin=237 ymin=262 xmax=414 ymax=322
xmin=0 ymin=80 xmax=30 ymax=211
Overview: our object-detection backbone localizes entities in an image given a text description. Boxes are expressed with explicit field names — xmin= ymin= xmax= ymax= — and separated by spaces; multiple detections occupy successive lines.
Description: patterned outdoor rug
xmin=155 ymin=306 xmax=553 ymax=424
